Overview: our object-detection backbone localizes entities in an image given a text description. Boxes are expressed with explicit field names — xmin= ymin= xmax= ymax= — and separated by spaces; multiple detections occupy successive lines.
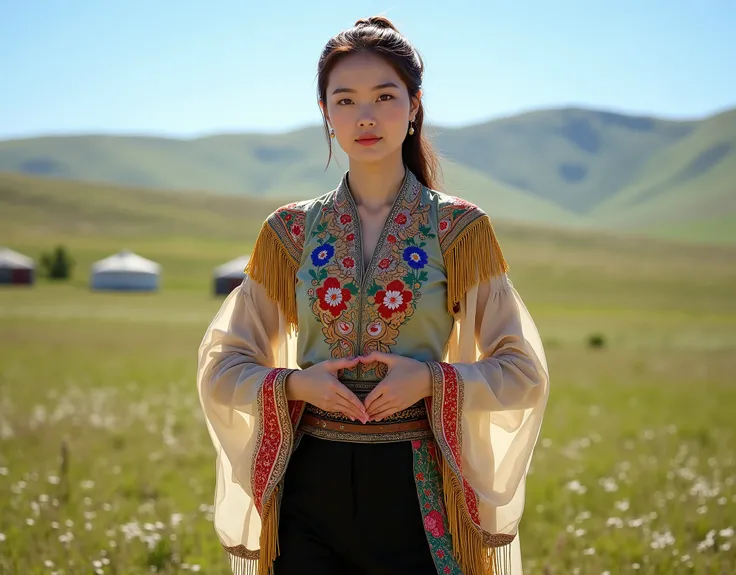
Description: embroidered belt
xmin=299 ymin=379 xmax=434 ymax=444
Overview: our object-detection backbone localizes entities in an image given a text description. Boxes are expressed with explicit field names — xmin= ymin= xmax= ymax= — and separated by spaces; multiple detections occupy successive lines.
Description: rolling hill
xmin=0 ymin=105 xmax=734 ymax=243
xmin=590 ymin=108 xmax=736 ymax=231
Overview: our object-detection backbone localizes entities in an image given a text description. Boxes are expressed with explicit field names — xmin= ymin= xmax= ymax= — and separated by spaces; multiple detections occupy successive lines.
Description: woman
xmin=197 ymin=16 xmax=549 ymax=575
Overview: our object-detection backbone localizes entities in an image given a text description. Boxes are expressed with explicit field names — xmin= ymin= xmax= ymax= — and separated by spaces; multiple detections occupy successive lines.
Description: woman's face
xmin=322 ymin=51 xmax=420 ymax=165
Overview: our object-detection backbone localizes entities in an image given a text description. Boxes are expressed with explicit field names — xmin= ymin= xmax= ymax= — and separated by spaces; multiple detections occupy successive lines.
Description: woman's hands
xmin=285 ymin=353 xmax=433 ymax=423
xmin=358 ymin=352 xmax=432 ymax=421
xmin=285 ymin=357 xmax=369 ymax=423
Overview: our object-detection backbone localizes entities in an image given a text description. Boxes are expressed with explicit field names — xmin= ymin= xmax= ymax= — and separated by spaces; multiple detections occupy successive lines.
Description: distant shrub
xmin=40 ymin=245 xmax=74 ymax=280
xmin=587 ymin=333 xmax=606 ymax=349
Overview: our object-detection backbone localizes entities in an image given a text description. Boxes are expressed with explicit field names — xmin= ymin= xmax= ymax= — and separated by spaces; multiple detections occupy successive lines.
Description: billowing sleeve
xmin=196 ymin=205 xmax=305 ymax=575
xmin=428 ymin=200 xmax=549 ymax=574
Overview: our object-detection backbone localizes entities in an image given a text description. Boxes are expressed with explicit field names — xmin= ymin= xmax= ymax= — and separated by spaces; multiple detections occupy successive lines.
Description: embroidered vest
xmin=245 ymin=168 xmax=507 ymax=441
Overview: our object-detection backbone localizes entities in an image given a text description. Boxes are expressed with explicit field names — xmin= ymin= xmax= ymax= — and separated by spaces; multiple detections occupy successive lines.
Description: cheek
xmin=380 ymin=100 xmax=410 ymax=125
xmin=328 ymin=105 xmax=354 ymax=130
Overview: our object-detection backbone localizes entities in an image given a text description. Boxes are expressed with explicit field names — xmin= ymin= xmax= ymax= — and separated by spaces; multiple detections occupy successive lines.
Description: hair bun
xmin=354 ymin=16 xmax=400 ymax=32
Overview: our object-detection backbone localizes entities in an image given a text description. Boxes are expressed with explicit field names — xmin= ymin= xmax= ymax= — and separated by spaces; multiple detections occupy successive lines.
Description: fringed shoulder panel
xmin=437 ymin=196 xmax=508 ymax=315
xmin=244 ymin=202 xmax=307 ymax=332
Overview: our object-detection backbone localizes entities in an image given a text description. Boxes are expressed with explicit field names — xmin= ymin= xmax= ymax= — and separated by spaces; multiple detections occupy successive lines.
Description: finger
xmin=359 ymin=351 xmax=394 ymax=365
xmin=332 ymin=399 xmax=364 ymax=422
xmin=329 ymin=356 xmax=361 ymax=371
xmin=363 ymin=385 xmax=385 ymax=411
xmin=334 ymin=382 xmax=368 ymax=416
xmin=366 ymin=397 xmax=393 ymax=417
xmin=370 ymin=406 xmax=400 ymax=421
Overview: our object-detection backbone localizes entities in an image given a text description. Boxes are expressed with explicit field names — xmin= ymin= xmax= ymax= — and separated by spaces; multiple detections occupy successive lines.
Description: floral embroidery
xmin=303 ymin=171 xmax=436 ymax=369
xmin=374 ymin=280 xmax=413 ymax=319
xmin=403 ymin=246 xmax=428 ymax=269
xmin=426 ymin=362 xmax=482 ymax=528
xmin=437 ymin=195 xmax=487 ymax=253
xmin=316 ymin=277 xmax=353 ymax=317
xmin=424 ymin=510 xmax=445 ymax=538
xmin=251 ymin=368 xmax=298 ymax=513
xmin=310 ymin=243 xmax=334 ymax=267
xmin=266 ymin=203 xmax=306 ymax=265
xmin=411 ymin=439 xmax=462 ymax=575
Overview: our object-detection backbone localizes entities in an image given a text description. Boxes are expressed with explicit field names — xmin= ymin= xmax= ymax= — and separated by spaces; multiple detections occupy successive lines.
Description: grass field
xmin=1 ymin=220 xmax=736 ymax=574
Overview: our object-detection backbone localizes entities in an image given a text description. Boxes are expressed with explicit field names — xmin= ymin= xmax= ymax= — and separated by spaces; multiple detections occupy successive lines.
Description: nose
xmin=357 ymin=113 xmax=376 ymax=128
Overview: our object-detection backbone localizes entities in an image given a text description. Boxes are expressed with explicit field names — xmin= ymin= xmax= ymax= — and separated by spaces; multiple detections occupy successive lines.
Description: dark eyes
xmin=337 ymin=94 xmax=395 ymax=105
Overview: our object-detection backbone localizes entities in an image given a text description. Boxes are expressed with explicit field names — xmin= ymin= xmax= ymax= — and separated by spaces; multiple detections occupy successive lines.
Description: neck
xmin=346 ymin=158 xmax=406 ymax=211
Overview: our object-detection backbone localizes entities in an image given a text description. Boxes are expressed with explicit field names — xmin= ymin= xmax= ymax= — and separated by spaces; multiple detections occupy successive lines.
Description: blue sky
xmin=1 ymin=0 xmax=734 ymax=139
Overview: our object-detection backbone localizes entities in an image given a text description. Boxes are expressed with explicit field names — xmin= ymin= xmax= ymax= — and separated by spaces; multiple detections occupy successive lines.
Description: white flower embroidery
xmin=325 ymin=287 xmax=343 ymax=307
xmin=381 ymin=290 xmax=404 ymax=310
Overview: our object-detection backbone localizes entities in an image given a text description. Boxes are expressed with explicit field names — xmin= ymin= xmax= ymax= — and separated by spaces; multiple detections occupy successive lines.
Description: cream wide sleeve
xmin=444 ymin=273 xmax=550 ymax=563
xmin=196 ymin=276 xmax=298 ymax=557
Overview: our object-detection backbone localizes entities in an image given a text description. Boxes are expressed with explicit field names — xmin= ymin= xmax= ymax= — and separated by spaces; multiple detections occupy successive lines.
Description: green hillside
xmin=591 ymin=108 xmax=736 ymax=231
xmin=0 ymin=171 xmax=279 ymax=242
xmin=433 ymin=108 xmax=696 ymax=213
xmin=1 ymin=106 xmax=734 ymax=243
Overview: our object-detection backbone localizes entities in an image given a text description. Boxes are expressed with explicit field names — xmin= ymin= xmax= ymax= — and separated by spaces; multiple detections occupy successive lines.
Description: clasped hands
xmin=285 ymin=352 xmax=432 ymax=424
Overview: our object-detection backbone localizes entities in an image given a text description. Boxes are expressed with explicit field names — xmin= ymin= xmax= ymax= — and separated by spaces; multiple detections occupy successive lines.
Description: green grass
xmin=1 ymin=207 xmax=735 ymax=573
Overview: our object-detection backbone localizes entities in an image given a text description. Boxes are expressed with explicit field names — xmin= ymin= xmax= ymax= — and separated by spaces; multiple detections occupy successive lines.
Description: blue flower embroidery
xmin=310 ymin=243 xmax=335 ymax=267
xmin=402 ymin=246 xmax=428 ymax=270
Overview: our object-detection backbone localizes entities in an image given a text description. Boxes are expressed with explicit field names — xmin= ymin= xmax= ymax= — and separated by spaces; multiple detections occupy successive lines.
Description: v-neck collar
xmin=336 ymin=167 xmax=416 ymax=285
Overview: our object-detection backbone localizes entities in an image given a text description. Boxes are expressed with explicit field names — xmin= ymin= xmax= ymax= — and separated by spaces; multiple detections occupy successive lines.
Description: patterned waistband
xmin=299 ymin=379 xmax=434 ymax=444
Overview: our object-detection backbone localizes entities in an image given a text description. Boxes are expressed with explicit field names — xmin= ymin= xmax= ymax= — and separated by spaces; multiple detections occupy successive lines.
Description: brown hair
xmin=317 ymin=16 xmax=442 ymax=190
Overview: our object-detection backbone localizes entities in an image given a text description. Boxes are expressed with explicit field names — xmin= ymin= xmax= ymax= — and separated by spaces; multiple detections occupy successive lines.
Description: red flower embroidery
xmin=378 ymin=257 xmax=392 ymax=270
xmin=284 ymin=213 xmax=292 ymax=221
xmin=439 ymin=220 xmax=449 ymax=232
xmin=386 ymin=234 xmax=397 ymax=243
xmin=340 ymin=213 xmax=352 ymax=225
xmin=346 ymin=233 xmax=355 ymax=242
xmin=316 ymin=277 xmax=351 ymax=317
xmin=291 ymin=224 xmax=303 ymax=237
xmin=444 ymin=567 xmax=451 ymax=574
xmin=342 ymin=256 xmax=355 ymax=270
xmin=436 ymin=549 xmax=445 ymax=559
xmin=423 ymin=510 xmax=445 ymax=538
xmin=394 ymin=213 xmax=408 ymax=225
xmin=424 ymin=502 xmax=432 ymax=509
xmin=412 ymin=440 xmax=422 ymax=449
xmin=374 ymin=280 xmax=412 ymax=319
xmin=415 ymin=472 xmax=425 ymax=481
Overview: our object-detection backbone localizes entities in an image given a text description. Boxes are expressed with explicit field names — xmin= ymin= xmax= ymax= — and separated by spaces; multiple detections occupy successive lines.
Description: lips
xmin=356 ymin=135 xmax=382 ymax=146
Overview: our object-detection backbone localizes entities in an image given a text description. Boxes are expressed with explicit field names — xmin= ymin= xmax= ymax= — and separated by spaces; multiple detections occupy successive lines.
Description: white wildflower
xmin=566 ymin=480 xmax=587 ymax=494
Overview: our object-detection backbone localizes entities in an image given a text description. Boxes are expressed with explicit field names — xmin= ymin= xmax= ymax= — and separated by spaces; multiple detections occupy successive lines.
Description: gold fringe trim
xmin=245 ymin=223 xmax=298 ymax=331
xmin=257 ymin=485 xmax=281 ymax=575
xmin=441 ymin=454 xmax=515 ymax=574
xmin=444 ymin=215 xmax=508 ymax=315
xmin=441 ymin=456 xmax=493 ymax=574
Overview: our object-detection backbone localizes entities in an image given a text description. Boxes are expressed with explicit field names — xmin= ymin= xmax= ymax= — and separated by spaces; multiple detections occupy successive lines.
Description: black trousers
xmin=273 ymin=434 xmax=437 ymax=575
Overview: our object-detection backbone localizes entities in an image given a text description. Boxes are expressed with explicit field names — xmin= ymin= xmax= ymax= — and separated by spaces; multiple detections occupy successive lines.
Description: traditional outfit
xmin=197 ymin=168 xmax=550 ymax=575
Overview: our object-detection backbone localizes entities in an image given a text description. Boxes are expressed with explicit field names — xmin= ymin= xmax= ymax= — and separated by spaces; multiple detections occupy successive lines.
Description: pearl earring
xmin=408 ymin=121 xmax=415 ymax=136
xmin=330 ymin=129 xmax=335 ymax=139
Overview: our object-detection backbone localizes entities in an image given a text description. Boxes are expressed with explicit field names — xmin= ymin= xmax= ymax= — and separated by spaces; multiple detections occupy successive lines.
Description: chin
xmin=347 ymin=142 xmax=401 ymax=164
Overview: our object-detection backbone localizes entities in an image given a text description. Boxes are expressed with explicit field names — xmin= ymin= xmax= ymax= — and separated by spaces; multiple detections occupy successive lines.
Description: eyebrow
xmin=331 ymin=82 xmax=400 ymax=95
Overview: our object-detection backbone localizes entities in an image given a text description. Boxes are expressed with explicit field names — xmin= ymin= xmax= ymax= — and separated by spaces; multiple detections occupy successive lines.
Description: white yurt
xmin=213 ymin=255 xmax=249 ymax=296
xmin=90 ymin=250 xmax=161 ymax=292
xmin=0 ymin=247 xmax=35 ymax=286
